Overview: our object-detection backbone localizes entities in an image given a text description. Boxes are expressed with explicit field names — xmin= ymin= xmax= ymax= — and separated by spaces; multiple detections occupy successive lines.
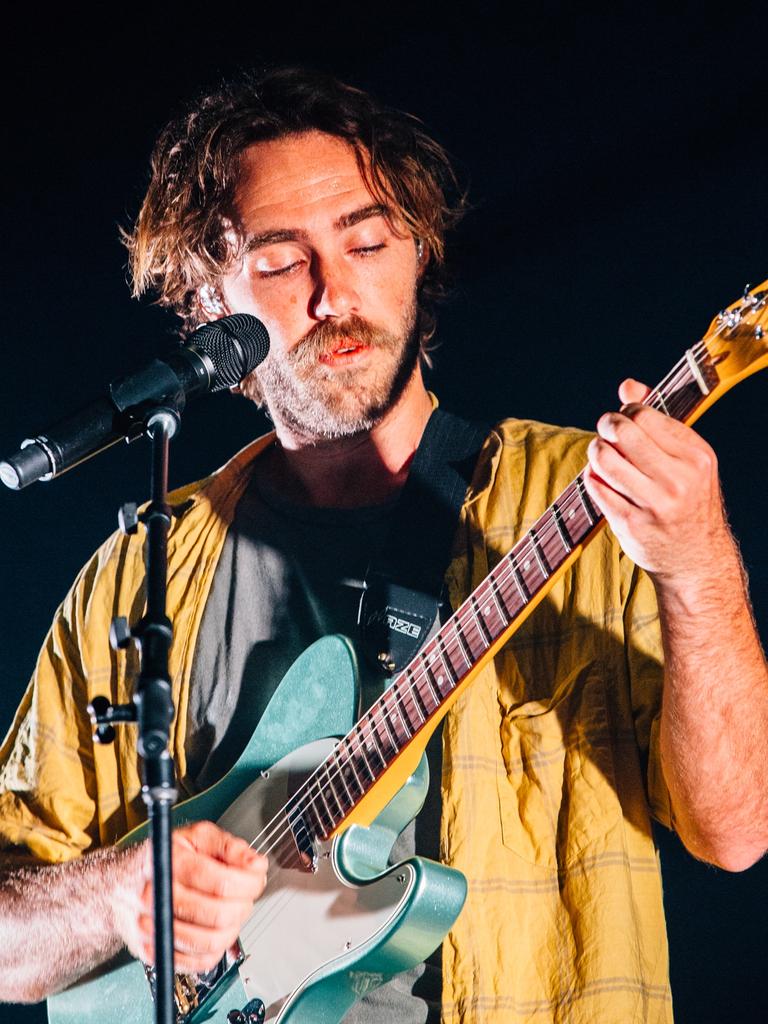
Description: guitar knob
xmin=227 ymin=1000 xmax=265 ymax=1024
xmin=243 ymin=998 xmax=266 ymax=1023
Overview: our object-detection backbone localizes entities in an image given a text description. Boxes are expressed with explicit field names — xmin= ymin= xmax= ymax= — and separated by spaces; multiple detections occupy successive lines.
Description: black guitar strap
xmin=358 ymin=406 xmax=490 ymax=675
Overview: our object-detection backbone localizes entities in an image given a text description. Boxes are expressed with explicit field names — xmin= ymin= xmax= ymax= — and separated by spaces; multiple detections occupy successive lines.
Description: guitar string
xmin=239 ymin=354 xmax=711 ymax=876
xmin=242 ymin=301 xmax=765 ymax=867
xmin=237 ymin=301 xmax=766 ymax=947
xmin=234 ymin=335 xmax=717 ymax=869
xmin=238 ymin=333 xmax=721 ymax=866
xmin=237 ymin=297 xmax=765 ymax=925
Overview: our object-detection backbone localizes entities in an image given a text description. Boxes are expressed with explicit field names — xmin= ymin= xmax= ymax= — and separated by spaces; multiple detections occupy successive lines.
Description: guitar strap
xmin=358 ymin=406 xmax=490 ymax=675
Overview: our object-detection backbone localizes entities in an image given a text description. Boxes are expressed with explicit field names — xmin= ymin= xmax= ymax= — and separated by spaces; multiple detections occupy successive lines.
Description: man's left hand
xmin=582 ymin=377 xmax=735 ymax=586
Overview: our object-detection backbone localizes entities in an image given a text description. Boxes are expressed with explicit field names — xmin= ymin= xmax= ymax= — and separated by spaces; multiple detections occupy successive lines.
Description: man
xmin=0 ymin=67 xmax=766 ymax=1023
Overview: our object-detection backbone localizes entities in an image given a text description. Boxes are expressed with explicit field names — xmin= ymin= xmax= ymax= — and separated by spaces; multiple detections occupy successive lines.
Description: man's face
xmin=218 ymin=131 xmax=422 ymax=439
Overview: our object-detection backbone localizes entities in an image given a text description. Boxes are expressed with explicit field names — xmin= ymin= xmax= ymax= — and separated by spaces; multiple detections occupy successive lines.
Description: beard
xmin=238 ymin=297 xmax=420 ymax=440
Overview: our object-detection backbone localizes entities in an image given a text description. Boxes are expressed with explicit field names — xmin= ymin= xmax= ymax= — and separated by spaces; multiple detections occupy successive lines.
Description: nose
xmin=310 ymin=257 xmax=360 ymax=319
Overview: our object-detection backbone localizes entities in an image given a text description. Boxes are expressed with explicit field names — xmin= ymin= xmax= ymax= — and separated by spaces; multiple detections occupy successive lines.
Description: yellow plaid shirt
xmin=0 ymin=417 xmax=673 ymax=1023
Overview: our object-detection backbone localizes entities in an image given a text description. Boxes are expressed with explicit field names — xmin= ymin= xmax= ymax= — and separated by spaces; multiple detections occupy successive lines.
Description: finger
xmin=172 ymin=918 xmax=241 ymax=971
xmin=618 ymin=401 xmax=712 ymax=460
xmin=141 ymin=881 xmax=255 ymax=931
xmin=595 ymin=411 xmax=682 ymax=486
xmin=618 ymin=377 xmax=652 ymax=406
xmin=587 ymin=436 xmax=658 ymax=509
xmin=582 ymin=465 xmax=639 ymax=534
xmin=176 ymin=820 xmax=267 ymax=871
xmin=137 ymin=914 xmax=237 ymax=975
xmin=174 ymin=849 xmax=268 ymax=902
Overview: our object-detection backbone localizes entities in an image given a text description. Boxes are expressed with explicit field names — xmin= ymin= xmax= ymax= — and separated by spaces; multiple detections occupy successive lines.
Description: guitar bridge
xmin=143 ymin=944 xmax=243 ymax=1023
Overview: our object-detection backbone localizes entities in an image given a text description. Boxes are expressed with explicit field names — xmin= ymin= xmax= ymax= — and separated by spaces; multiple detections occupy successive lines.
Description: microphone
xmin=0 ymin=314 xmax=270 ymax=490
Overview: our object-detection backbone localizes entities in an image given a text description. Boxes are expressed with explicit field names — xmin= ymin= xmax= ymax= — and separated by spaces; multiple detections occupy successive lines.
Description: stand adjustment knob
xmin=87 ymin=695 xmax=116 ymax=745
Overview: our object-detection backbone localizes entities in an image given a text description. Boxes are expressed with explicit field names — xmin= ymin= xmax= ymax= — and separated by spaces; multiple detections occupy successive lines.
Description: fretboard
xmin=287 ymin=340 xmax=719 ymax=842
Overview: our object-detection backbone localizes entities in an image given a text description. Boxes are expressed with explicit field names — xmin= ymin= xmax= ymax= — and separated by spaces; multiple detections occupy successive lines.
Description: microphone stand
xmin=89 ymin=402 xmax=182 ymax=1024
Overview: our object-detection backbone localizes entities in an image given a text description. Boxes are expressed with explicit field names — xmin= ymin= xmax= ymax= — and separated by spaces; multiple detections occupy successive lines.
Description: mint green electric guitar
xmin=48 ymin=634 xmax=468 ymax=1024
xmin=47 ymin=280 xmax=768 ymax=1024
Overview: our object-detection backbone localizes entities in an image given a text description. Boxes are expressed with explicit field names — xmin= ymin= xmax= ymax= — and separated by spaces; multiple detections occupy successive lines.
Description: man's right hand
xmin=113 ymin=820 xmax=269 ymax=974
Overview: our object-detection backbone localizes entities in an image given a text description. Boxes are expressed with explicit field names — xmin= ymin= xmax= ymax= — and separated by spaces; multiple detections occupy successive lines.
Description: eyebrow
xmin=242 ymin=203 xmax=390 ymax=254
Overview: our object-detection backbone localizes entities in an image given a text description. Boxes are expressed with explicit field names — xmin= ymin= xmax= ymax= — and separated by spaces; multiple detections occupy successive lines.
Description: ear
xmin=197 ymin=283 xmax=229 ymax=321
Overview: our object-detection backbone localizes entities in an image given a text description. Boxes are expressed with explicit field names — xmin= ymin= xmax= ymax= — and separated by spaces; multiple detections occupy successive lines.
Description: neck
xmin=261 ymin=368 xmax=433 ymax=508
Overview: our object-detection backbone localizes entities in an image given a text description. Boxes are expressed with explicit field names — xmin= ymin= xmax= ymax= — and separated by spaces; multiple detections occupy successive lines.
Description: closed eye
xmin=352 ymin=243 xmax=386 ymax=257
xmin=258 ymin=261 xmax=302 ymax=279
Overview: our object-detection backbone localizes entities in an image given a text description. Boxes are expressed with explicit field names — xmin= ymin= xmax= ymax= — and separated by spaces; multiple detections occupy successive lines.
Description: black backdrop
xmin=2 ymin=5 xmax=767 ymax=1023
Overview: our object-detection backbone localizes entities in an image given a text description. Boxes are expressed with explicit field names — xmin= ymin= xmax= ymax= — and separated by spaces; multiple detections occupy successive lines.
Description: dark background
xmin=1 ymin=4 xmax=767 ymax=1022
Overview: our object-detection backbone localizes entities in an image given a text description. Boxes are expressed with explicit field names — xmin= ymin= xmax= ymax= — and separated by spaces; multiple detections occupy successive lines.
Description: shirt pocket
xmin=495 ymin=665 xmax=622 ymax=870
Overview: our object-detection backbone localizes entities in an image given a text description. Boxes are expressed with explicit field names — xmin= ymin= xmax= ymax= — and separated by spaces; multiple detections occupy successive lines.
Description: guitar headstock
xmin=700 ymin=279 xmax=768 ymax=403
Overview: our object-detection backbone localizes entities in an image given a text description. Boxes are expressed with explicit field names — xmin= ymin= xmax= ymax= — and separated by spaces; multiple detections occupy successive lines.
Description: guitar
xmin=49 ymin=280 xmax=768 ymax=1024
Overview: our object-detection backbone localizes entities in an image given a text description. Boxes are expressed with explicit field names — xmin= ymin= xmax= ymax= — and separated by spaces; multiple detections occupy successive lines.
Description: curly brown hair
xmin=124 ymin=66 xmax=465 ymax=350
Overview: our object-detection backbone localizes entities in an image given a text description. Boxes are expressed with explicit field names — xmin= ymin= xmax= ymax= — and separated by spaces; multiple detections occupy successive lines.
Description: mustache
xmin=287 ymin=316 xmax=400 ymax=367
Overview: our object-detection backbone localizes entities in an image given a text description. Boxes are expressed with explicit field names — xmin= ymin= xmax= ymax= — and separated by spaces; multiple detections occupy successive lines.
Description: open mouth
xmin=319 ymin=340 xmax=370 ymax=363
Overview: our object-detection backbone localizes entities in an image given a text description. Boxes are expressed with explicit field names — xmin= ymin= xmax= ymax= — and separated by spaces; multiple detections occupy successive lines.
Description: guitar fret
xmin=333 ymin=750 xmax=354 ymax=804
xmin=469 ymin=594 xmax=491 ymax=646
xmin=406 ymin=667 xmax=430 ymax=719
xmin=395 ymin=683 xmax=419 ymax=730
xmin=321 ymin=766 xmax=345 ymax=821
xmin=314 ymin=773 xmax=335 ymax=824
xmin=435 ymin=633 xmax=458 ymax=684
xmin=306 ymin=801 xmax=331 ymax=839
xmin=398 ymin=678 xmax=424 ymax=725
xmin=483 ymin=576 xmax=508 ymax=630
xmin=656 ymin=389 xmax=671 ymax=415
xmin=361 ymin=716 xmax=387 ymax=771
xmin=353 ymin=729 xmax=377 ymax=781
xmin=385 ymin=689 xmax=412 ymax=745
xmin=576 ymin=474 xmax=599 ymax=526
xmin=530 ymin=527 xmax=550 ymax=579
xmin=336 ymin=741 xmax=364 ymax=800
xmin=379 ymin=708 xmax=398 ymax=754
xmin=459 ymin=608 xmax=487 ymax=661
xmin=509 ymin=553 xmax=530 ymax=603
xmin=453 ymin=621 xmax=473 ymax=668
xmin=421 ymin=658 xmax=441 ymax=706
xmin=354 ymin=733 xmax=378 ymax=778
xmin=552 ymin=502 xmax=573 ymax=553
xmin=488 ymin=571 xmax=511 ymax=620
xmin=341 ymin=740 xmax=365 ymax=793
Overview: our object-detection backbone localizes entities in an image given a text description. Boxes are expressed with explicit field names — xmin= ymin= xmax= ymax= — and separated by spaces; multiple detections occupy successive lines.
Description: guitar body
xmin=48 ymin=635 xmax=467 ymax=1024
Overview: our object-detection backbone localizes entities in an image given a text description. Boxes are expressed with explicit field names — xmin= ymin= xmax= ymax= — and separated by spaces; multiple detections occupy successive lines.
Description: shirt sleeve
xmin=0 ymin=556 xmax=102 ymax=863
xmin=622 ymin=556 xmax=674 ymax=831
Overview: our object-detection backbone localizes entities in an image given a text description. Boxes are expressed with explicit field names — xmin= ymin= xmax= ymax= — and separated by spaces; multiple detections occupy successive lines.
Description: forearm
xmin=656 ymin=536 xmax=768 ymax=871
xmin=0 ymin=843 xmax=143 ymax=1003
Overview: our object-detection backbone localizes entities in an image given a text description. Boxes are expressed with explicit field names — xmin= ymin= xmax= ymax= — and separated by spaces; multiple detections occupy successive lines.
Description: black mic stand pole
xmin=89 ymin=401 xmax=182 ymax=1024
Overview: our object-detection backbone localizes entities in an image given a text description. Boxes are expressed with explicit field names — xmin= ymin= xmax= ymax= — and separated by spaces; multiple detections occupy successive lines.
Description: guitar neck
xmin=288 ymin=333 xmax=729 ymax=841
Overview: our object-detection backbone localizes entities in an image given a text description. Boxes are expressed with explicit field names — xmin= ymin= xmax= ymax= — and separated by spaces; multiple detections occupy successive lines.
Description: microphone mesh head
xmin=187 ymin=314 xmax=270 ymax=391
